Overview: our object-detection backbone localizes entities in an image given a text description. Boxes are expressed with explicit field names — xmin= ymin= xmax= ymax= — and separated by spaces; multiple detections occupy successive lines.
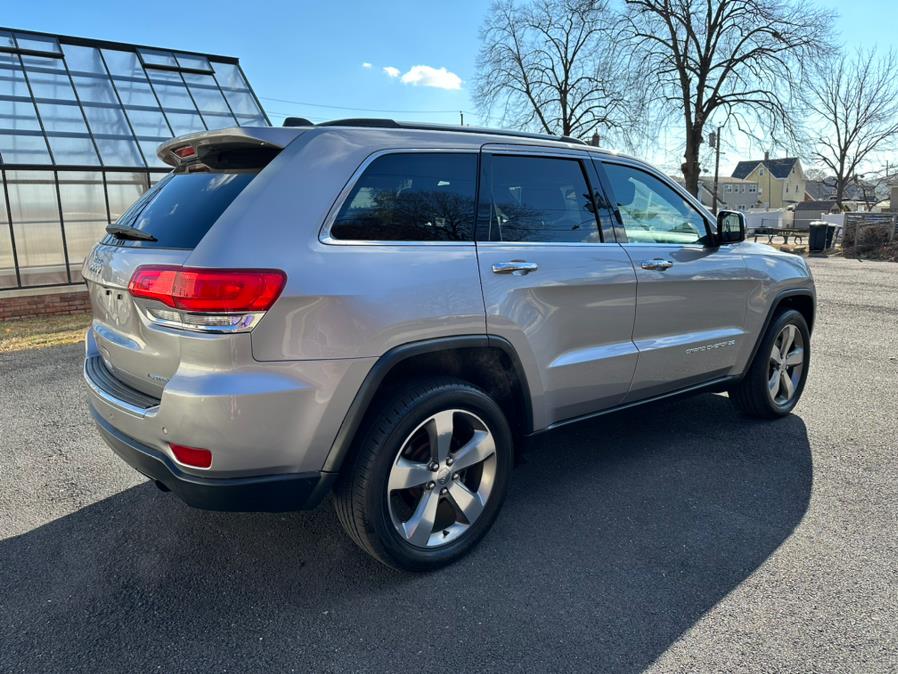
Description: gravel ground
xmin=0 ymin=256 xmax=895 ymax=672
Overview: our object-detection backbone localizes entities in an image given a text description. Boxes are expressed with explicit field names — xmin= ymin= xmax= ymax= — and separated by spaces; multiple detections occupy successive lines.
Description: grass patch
xmin=0 ymin=312 xmax=91 ymax=353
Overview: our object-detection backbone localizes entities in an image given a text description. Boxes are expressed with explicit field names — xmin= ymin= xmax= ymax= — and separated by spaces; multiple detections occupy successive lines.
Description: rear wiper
xmin=105 ymin=225 xmax=157 ymax=242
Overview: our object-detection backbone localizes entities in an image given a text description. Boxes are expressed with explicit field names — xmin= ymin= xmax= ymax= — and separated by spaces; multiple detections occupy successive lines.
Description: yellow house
xmin=731 ymin=157 xmax=806 ymax=208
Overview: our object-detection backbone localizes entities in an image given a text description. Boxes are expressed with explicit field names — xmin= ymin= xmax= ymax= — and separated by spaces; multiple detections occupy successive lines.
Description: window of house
xmin=330 ymin=153 xmax=477 ymax=241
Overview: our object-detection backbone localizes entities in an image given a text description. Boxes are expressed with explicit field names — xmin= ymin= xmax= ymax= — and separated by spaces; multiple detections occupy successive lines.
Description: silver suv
xmin=83 ymin=120 xmax=815 ymax=570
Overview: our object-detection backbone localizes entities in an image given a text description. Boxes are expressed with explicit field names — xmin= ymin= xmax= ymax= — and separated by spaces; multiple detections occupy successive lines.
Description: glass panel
xmin=139 ymin=49 xmax=177 ymax=68
xmin=95 ymin=138 xmax=144 ymax=167
xmin=22 ymin=63 xmax=76 ymax=100
xmin=0 ymin=31 xmax=14 ymax=49
xmin=81 ymin=105 xmax=130 ymax=136
xmin=14 ymin=33 xmax=61 ymax=54
xmin=201 ymin=112 xmax=238 ymax=129
xmin=149 ymin=172 xmax=168 ymax=186
xmin=5 ymin=170 xmax=68 ymax=285
xmin=125 ymin=107 xmax=171 ymax=138
xmin=234 ymin=113 xmax=268 ymax=127
xmin=106 ymin=171 xmax=148 ymax=220
xmin=112 ymin=77 xmax=158 ymax=107
xmin=488 ymin=155 xmax=599 ymax=243
xmin=223 ymin=90 xmax=262 ymax=116
xmin=210 ymin=62 xmax=248 ymax=90
xmin=45 ymin=134 xmax=100 ymax=166
xmin=34 ymin=101 xmax=89 ymax=133
xmin=139 ymin=140 xmax=168 ymax=168
xmin=0 ymin=132 xmax=52 ymax=164
xmin=0 ymin=173 xmax=16 ymax=288
xmin=72 ymin=75 xmax=119 ymax=104
xmin=602 ymin=163 xmax=708 ymax=244
xmin=101 ymin=49 xmax=144 ymax=78
xmin=61 ymin=45 xmax=106 ymax=74
xmin=332 ymin=153 xmax=477 ymax=241
xmin=152 ymin=81 xmax=197 ymax=111
xmin=183 ymin=73 xmax=230 ymax=113
xmin=0 ymin=99 xmax=42 ymax=131
xmin=175 ymin=53 xmax=211 ymax=71
xmin=147 ymin=69 xmax=182 ymax=83
xmin=0 ymin=60 xmax=33 ymax=97
xmin=57 ymin=170 xmax=107 ymax=273
xmin=164 ymin=111 xmax=205 ymax=136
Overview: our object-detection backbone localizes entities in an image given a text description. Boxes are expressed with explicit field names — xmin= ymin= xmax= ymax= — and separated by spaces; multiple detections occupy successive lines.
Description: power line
xmin=259 ymin=95 xmax=474 ymax=115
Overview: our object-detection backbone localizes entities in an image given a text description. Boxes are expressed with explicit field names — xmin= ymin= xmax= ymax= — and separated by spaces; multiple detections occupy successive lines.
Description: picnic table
xmin=752 ymin=227 xmax=805 ymax=245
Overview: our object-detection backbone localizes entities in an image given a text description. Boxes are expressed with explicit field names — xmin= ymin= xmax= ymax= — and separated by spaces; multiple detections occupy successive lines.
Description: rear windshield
xmin=101 ymin=170 xmax=256 ymax=249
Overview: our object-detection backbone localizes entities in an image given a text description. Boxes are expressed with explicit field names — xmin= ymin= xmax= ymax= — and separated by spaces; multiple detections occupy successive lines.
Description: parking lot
xmin=1 ymin=256 xmax=895 ymax=672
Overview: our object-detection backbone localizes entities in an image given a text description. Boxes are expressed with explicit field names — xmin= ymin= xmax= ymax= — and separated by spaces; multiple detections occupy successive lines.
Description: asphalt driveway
xmin=1 ymin=256 xmax=895 ymax=672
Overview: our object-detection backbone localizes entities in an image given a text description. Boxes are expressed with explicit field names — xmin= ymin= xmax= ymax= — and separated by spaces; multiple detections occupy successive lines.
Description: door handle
xmin=491 ymin=261 xmax=539 ymax=276
xmin=640 ymin=258 xmax=674 ymax=271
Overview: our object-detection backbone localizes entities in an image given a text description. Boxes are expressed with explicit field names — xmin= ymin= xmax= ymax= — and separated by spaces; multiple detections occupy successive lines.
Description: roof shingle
xmin=732 ymin=158 xmax=800 ymax=180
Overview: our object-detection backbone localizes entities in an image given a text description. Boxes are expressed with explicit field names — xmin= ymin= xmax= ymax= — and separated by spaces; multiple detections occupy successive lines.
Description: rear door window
xmin=486 ymin=155 xmax=601 ymax=243
xmin=330 ymin=153 xmax=477 ymax=242
xmin=102 ymin=170 xmax=256 ymax=248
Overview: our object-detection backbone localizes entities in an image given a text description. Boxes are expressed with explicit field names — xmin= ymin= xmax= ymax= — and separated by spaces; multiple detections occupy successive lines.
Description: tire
xmin=333 ymin=377 xmax=513 ymax=571
xmin=729 ymin=308 xmax=810 ymax=418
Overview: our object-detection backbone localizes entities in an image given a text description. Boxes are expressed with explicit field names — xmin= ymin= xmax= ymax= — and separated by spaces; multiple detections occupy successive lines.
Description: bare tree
xmin=624 ymin=0 xmax=833 ymax=196
xmin=474 ymin=0 xmax=628 ymax=140
xmin=804 ymin=48 xmax=898 ymax=209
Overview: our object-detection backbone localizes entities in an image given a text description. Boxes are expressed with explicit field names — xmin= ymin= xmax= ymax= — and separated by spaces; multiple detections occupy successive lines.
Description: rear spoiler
xmin=157 ymin=127 xmax=302 ymax=169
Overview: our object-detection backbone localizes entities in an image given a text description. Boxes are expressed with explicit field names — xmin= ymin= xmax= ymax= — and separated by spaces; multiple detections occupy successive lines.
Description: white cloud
xmin=361 ymin=62 xmax=372 ymax=69
xmin=383 ymin=66 xmax=400 ymax=78
xmin=399 ymin=65 xmax=462 ymax=91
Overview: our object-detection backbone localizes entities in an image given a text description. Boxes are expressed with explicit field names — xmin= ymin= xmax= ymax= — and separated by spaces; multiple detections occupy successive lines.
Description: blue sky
xmin=7 ymin=0 xmax=896 ymax=172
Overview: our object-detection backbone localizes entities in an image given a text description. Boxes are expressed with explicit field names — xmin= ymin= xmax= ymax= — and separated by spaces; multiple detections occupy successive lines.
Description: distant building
xmin=732 ymin=156 xmax=806 ymax=209
xmin=793 ymin=200 xmax=839 ymax=231
xmin=672 ymin=175 xmax=759 ymax=212
xmin=806 ymin=179 xmax=871 ymax=202
xmin=698 ymin=176 xmax=760 ymax=212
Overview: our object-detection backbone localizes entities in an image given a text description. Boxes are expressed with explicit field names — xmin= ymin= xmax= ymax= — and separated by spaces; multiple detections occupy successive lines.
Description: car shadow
xmin=0 ymin=393 xmax=812 ymax=672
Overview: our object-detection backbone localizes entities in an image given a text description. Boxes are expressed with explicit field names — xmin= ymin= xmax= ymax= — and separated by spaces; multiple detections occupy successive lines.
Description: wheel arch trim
xmin=322 ymin=335 xmax=533 ymax=474
xmin=741 ymin=288 xmax=815 ymax=379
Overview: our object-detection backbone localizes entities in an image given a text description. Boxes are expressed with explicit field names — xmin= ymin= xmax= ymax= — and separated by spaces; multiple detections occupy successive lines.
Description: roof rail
xmin=284 ymin=117 xmax=586 ymax=145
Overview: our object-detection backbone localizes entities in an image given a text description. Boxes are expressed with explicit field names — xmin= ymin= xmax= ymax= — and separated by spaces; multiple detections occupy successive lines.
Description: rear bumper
xmin=92 ymin=408 xmax=336 ymax=511
xmin=82 ymin=325 xmax=375 ymax=476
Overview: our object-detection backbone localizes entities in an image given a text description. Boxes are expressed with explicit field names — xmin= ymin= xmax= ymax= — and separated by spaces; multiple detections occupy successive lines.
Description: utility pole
xmin=710 ymin=125 xmax=722 ymax=215
xmin=459 ymin=111 xmax=464 ymax=126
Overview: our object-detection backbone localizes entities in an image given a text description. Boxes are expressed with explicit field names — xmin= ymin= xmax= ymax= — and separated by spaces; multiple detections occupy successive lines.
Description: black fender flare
xmin=321 ymin=335 xmax=533 ymax=473
xmin=739 ymin=288 xmax=816 ymax=379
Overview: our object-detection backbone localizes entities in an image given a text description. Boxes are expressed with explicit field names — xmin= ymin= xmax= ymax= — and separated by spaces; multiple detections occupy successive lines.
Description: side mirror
xmin=716 ymin=210 xmax=746 ymax=244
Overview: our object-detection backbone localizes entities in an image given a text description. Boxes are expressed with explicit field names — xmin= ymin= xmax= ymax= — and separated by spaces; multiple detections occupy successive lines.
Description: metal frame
xmin=0 ymin=27 xmax=269 ymax=290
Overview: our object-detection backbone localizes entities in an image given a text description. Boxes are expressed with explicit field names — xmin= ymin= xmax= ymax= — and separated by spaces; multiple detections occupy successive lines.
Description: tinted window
xmin=101 ymin=171 xmax=255 ymax=248
xmin=603 ymin=163 xmax=708 ymax=244
xmin=331 ymin=153 xmax=476 ymax=241
xmin=489 ymin=155 xmax=599 ymax=243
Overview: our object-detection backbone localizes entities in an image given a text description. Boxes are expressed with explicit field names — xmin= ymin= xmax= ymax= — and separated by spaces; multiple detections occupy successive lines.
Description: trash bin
xmin=809 ymin=223 xmax=828 ymax=252
xmin=825 ymin=224 xmax=837 ymax=249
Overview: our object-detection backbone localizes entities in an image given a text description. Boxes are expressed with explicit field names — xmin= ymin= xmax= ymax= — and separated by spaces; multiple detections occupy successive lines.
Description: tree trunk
xmin=681 ymin=128 xmax=702 ymax=197
xmin=835 ymin=178 xmax=846 ymax=210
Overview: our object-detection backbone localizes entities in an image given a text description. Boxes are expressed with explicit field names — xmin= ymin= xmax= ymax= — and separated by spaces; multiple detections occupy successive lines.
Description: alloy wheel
xmin=768 ymin=323 xmax=805 ymax=406
xmin=387 ymin=409 xmax=497 ymax=548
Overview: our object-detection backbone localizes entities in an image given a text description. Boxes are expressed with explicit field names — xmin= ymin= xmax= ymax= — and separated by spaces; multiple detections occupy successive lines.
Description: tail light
xmin=129 ymin=266 xmax=286 ymax=333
